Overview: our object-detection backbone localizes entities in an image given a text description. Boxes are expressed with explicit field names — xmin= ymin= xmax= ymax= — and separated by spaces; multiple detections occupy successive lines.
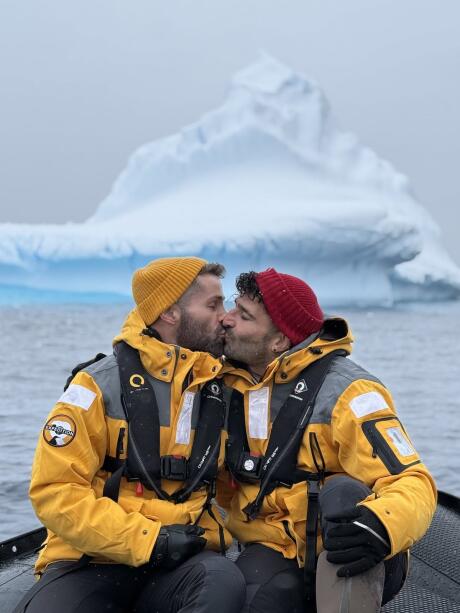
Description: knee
xmin=197 ymin=554 xmax=246 ymax=611
xmin=319 ymin=476 xmax=373 ymax=538
xmin=319 ymin=476 xmax=371 ymax=515
xmin=201 ymin=554 xmax=246 ymax=590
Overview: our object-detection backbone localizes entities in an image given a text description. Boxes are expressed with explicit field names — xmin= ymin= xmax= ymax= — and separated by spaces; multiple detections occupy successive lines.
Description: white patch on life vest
xmin=386 ymin=427 xmax=415 ymax=457
xmin=57 ymin=384 xmax=96 ymax=411
xmin=349 ymin=391 xmax=388 ymax=418
xmin=249 ymin=387 xmax=269 ymax=439
xmin=176 ymin=391 xmax=196 ymax=445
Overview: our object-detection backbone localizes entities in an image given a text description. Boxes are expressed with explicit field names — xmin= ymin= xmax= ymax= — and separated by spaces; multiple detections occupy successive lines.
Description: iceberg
xmin=1 ymin=54 xmax=459 ymax=306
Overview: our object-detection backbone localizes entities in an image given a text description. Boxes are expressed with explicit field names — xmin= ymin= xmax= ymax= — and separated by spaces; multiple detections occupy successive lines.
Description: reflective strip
xmin=349 ymin=391 xmax=389 ymax=419
xmin=57 ymin=384 xmax=96 ymax=411
xmin=353 ymin=520 xmax=390 ymax=549
xmin=176 ymin=391 xmax=196 ymax=445
xmin=249 ymin=387 xmax=270 ymax=439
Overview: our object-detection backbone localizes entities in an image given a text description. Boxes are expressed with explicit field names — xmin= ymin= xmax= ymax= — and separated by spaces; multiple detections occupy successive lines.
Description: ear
xmin=159 ymin=304 xmax=181 ymax=326
xmin=272 ymin=333 xmax=291 ymax=354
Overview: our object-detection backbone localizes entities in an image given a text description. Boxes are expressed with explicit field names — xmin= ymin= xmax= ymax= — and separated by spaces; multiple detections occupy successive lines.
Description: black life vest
xmin=225 ymin=349 xmax=346 ymax=600
xmin=101 ymin=341 xmax=225 ymax=507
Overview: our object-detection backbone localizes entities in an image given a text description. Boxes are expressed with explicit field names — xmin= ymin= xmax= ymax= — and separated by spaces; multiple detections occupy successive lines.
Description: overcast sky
xmin=1 ymin=0 xmax=459 ymax=264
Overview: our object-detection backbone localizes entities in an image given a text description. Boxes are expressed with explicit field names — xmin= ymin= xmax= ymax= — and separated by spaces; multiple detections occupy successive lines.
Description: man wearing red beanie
xmin=220 ymin=268 xmax=436 ymax=613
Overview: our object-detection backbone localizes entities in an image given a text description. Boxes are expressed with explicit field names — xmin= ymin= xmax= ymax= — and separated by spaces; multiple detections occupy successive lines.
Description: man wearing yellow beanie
xmin=18 ymin=257 xmax=246 ymax=613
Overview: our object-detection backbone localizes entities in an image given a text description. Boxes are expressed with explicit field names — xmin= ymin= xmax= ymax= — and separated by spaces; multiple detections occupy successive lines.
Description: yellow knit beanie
xmin=132 ymin=256 xmax=207 ymax=325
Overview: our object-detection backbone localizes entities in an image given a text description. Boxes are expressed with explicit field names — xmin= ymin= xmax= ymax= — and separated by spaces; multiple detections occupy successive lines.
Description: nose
xmin=222 ymin=309 xmax=236 ymax=328
xmin=217 ymin=303 xmax=227 ymax=323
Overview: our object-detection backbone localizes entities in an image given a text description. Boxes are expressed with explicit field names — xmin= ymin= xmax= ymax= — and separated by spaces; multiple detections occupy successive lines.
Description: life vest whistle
xmin=136 ymin=482 xmax=144 ymax=497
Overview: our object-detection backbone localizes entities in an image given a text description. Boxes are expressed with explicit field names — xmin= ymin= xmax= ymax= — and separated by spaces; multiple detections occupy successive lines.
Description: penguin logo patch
xmin=43 ymin=415 xmax=77 ymax=447
xmin=295 ymin=379 xmax=308 ymax=395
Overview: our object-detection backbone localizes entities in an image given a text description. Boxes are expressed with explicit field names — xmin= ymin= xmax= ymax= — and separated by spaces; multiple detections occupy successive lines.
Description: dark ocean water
xmin=1 ymin=302 xmax=459 ymax=540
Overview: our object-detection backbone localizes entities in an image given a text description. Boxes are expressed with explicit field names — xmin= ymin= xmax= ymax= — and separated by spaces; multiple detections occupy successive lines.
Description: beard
xmin=224 ymin=329 xmax=272 ymax=366
xmin=176 ymin=308 xmax=225 ymax=357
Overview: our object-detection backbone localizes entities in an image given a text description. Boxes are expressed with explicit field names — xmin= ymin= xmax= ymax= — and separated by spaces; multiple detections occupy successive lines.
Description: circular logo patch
xmin=129 ymin=374 xmax=145 ymax=388
xmin=243 ymin=458 xmax=255 ymax=472
xmin=43 ymin=415 xmax=77 ymax=447
xmin=210 ymin=383 xmax=220 ymax=395
xmin=295 ymin=379 xmax=308 ymax=395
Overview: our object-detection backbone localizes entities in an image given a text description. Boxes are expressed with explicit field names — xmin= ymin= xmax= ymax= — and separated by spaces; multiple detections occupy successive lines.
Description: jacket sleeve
xmin=29 ymin=370 xmax=158 ymax=566
xmin=330 ymin=378 xmax=437 ymax=556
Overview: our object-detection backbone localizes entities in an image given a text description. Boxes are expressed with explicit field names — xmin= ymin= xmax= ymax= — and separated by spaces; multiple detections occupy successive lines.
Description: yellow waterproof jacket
xmin=219 ymin=318 xmax=436 ymax=566
xmin=30 ymin=309 xmax=231 ymax=574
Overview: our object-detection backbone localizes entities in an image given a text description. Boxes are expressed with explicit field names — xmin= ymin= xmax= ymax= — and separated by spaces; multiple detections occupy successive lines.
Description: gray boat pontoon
xmin=1 ymin=491 xmax=459 ymax=612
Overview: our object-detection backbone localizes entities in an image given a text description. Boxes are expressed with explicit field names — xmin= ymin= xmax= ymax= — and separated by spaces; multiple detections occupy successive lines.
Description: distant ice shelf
xmin=1 ymin=54 xmax=459 ymax=306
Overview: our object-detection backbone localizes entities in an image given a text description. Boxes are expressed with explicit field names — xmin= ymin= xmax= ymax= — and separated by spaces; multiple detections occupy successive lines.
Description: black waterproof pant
xmin=236 ymin=476 xmax=406 ymax=613
xmin=16 ymin=550 xmax=246 ymax=613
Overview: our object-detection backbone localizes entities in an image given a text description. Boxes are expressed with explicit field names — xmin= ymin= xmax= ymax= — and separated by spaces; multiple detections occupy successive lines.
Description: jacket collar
xmin=222 ymin=317 xmax=353 ymax=387
xmin=113 ymin=308 xmax=223 ymax=383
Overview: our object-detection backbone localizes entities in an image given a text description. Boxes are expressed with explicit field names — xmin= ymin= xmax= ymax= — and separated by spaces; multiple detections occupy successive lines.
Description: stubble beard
xmin=224 ymin=331 xmax=272 ymax=366
xmin=176 ymin=308 xmax=225 ymax=357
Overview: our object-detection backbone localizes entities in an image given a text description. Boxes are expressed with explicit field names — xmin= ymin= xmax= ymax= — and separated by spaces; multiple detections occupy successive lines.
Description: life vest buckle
xmin=161 ymin=455 xmax=189 ymax=481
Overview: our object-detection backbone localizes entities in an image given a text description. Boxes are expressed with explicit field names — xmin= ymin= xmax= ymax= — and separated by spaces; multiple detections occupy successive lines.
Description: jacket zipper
xmin=282 ymin=520 xmax=296 ymax=543
xmin=116 ymin=427 xmax=125 ymax=459
xmin=366 ymin=426 xmax=394 ymax=466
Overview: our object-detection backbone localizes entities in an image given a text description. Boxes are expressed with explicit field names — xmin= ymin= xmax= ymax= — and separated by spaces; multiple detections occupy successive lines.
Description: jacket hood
xmin=113 ymin=307 xmax=146 ymax=350
xmin=223 ymin=316 xmax=353 ymax=385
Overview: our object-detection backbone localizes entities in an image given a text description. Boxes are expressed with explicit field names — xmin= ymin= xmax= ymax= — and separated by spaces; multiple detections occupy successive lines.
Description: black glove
xmin=323 ymin=506 xmax=390 ymax=577
xmin=150 ymin=524 xmax=207 ymax=570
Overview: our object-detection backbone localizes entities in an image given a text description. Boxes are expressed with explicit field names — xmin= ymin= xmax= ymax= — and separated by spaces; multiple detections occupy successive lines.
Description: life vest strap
xmin=304 ymin=478 xmax=320 ymax=602
xmin=227 ymin=350 xmax=345 ymax=520
xmin=100 ymin=342 xmax=224 ymax=506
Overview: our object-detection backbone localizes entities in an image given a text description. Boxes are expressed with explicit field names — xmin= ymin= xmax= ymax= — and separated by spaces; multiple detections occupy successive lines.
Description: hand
xmin=150 ymin=524 xmax=207 ymax=570
xmin=323 ymin=506 xmax=390 ymax=577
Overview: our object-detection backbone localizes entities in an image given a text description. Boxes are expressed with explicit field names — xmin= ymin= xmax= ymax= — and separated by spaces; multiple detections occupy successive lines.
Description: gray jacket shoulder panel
xmin=82 ymin=354 xmax=172 ymax=425
xmin=82 ymin=354 xmax=124 ymax=420
xmin=311 ymin=356 xmax=383 ymax=424
xmin=82 ymin=354 xmax=118 ymax=377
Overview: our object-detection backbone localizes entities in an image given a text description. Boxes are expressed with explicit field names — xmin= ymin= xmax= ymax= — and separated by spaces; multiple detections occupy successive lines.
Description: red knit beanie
xmin=255 ymin=268 xmax=324 ymax=346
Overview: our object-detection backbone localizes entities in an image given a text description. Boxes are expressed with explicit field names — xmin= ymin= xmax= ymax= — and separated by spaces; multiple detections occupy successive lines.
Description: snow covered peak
xmin=0 ymin=55 xmax=459 ymax=305
xmin=232 ymin=53 xmax=298 ymax=93
xmin=90 ymin=54 xmax=410 ymax=225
